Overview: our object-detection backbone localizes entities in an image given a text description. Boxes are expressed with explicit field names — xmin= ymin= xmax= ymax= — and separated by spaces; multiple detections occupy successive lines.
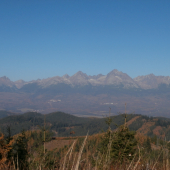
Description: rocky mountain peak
xmin=0 ymin=76 xmax=10 ymax=80
xmin=69 ymin=71 xmax=89 ymax=85
xmin=0 ymin=76 xmax=15 ymax=87
xmin=14 ymin=80 xmax=26 ymax=89
xmin=71 ymin=71 xmax=89 ymax=80
xmin=105 ymin=70 xmax=138 ymax=88
xmin=107 ymin=69 xmax=121 ymax=76
xmin=133 ymin=74 xmax=170 ymax=89
xmin=62 ymin=74 xmax=70 ymax=79
xmin=89 ymin=74 xmax=104 ymax=79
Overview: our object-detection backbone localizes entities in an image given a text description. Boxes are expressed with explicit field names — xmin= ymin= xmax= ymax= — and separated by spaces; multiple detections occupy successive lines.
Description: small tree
xmin=111 ymin=125 xmax=137 ymax=163
xmin=98 ymin=119 xmax=137 ymax=166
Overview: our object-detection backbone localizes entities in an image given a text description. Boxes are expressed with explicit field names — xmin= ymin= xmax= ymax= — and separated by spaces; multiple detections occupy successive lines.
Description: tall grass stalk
xmin=133 ymin=145 xmax=141 ymax=170
xmin=127 ymin=153 xmax=136 ymax=170
xmin=71 ymin=152 xmax=77 ymax=170
xmin=66 ymin=139 xmax=77 ymax=170
xmin=74 ymin=132 xmax=88 ymax=170
xmin=151 ymin=148 xmax=163 ymax=170
xmin=103 ymin=130 xmax=113 ymax=170
xmin=60 ymin=139 xmax=76 ymax=170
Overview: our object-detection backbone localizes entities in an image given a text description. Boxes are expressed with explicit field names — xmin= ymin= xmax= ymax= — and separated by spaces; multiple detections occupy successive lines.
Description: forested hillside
xmin=1 ymin=111 xmax=170 ymax=140
xmin=0 ymin=110 xmax=17 ymax=119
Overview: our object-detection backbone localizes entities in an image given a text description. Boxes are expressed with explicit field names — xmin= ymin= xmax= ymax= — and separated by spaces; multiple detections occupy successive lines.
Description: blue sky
xmin=0 ymin=0 xmax=170 ymax=81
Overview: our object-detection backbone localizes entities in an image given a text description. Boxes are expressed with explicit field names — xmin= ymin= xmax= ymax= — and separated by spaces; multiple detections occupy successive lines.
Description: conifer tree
xmin=98 ymin=116 xmax=137 ymax=164
xmin=111 ymin=125 xmax=137 ymax=163
xmin=13 ymin=130 xmax=28 ymax=170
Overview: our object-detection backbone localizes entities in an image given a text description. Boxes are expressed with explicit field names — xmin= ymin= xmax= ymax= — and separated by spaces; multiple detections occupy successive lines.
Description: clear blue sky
xmin=0 ymin=0 xmax=170 ymax=81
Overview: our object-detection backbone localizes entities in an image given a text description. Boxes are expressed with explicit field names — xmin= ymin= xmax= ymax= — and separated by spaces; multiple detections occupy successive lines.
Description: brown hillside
xmin=153 ymin=126 xmax=162 ymax=136
xmin=137 ymin=121 xmax=155 ymax=135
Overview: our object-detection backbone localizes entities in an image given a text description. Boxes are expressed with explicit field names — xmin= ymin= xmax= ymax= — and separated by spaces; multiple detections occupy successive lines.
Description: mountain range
xmin=1 ymin=69 xmax=170 ymax=90
xmin=1 ymin=69 xmax=170 ymax=117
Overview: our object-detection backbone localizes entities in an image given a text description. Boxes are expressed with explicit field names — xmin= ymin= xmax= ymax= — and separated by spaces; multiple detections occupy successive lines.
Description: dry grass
xmin=56 ymin=134 xmax=169 ymax=170
xmin=45 ymin=139 xmax=75 ymax=151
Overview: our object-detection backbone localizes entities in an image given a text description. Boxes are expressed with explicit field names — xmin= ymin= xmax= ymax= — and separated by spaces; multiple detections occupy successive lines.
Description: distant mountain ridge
xmin=134 ymin=74 xmax=170 ymax=89
xmin=1 ymin=69 xmax=170 ymax=90
xmin=1 ymin=69 xmax=170 ymax=116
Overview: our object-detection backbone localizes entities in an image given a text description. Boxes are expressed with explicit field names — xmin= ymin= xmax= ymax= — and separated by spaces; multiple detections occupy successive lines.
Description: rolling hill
xmin=0 ymin=110 xmax=17 ymax=119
